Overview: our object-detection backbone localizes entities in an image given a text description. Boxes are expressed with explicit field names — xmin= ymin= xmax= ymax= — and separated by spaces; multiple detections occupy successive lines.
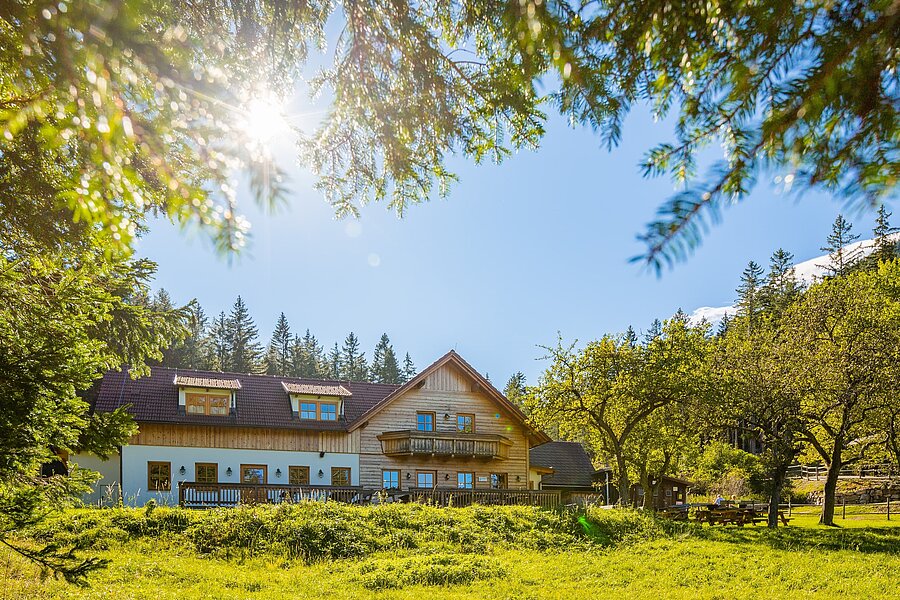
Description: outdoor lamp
xmin=406 ymin=472 xmax=411 ymax=480
xmin=275 ymin=468 xmax=282 ymax=478
xmin=179 ymin=465 xmax=186 ymax=476
xmin=226 ymin=467 xmax=232 ymax=477
xmin=318 ymin=469 xmax=324 ymax=478
xmin=444 ymin=413 xmax=450 ymax=420
xmin=445 ymin=474 xmax=450 ymax=481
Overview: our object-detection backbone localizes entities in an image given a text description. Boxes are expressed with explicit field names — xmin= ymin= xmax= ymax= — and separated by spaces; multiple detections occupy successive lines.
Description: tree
xmin=870 ymin=205 xmax=899 ymax=266
xmin=820 ymin=215 xmax=862 ymax=277
xmin=401 ymin=353 xmax=417 ymax=383
xmin=326 ymin=342 xmax=343 ymax=380
xmin=527 ymin=318 xmax=709 ymax=505
xmin=159 ymin=299 xmax=209 ymax=370
xmin=735 ymin=261 xmax=765 ymax=327
xmin=370 ymin=334 xmax=401 ymax=384
xmin=760 ymin=249 xmax=802 ymax=318
xmin=225 ymin=296 xmax=263 ymax=373
xmin=291 ymin=329 xmax=325 ymax=379
xmin=265 ymin=313 xmax=292 ymax=376
xmin=341 ymin=332 xmax=368 ymax=381
xmin=785 ymin=263 xmax=900 ymax=525
xmin=7 ymin=2 xmax=895 ymax=271
xmin=504 ymin=372 xmax=527 ymax=406
xmin=208 ymin=312 xmax=230 ymax=372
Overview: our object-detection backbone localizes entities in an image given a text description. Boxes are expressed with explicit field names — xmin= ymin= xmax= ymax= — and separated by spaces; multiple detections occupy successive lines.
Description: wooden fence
xmin=179 ymin=482 xmax=365 ymax=508
xmin=405 ymin=487 xmax=561 ymax=509
xmin=787 ymin=463 xmax=899 ymax=480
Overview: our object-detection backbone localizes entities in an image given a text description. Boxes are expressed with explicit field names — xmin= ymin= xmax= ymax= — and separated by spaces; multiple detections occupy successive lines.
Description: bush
xmin=685 ymin=441 xmax=765 ymax=497
xmin=25 ymin=502 xmax=684 ymax=562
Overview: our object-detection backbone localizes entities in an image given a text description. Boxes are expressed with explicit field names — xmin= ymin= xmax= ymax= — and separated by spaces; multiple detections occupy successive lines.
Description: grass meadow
xmin=1 ymin=503 xmax=898 ymax=600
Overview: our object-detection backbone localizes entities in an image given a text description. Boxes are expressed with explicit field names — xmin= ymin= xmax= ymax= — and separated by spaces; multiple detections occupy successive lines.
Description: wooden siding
xmin=358 ymin=364 xmax=532 ymax=490
xmin=131 ymin=424 xmax=359 ymax=453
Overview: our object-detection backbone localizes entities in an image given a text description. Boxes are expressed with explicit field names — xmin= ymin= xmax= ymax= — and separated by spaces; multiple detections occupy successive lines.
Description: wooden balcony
xmin=377 ymin=430 xmax=512 ymax=460
xmin=179 ymin=482 xmax=364 ymax=508
xmin=406 ymin=487 xmax=560 ymax=509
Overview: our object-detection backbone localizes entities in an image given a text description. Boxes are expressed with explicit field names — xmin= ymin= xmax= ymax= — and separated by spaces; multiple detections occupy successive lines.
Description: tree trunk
xmin=767 ymin=463 xmax=787 ymax=528
xmin=640 ymin=472 xmax=651 ymax=509
xmin=616 ymin=454 xmax=630 ymax=506
xmin=819 ymin=440 xmax=843 ymax=526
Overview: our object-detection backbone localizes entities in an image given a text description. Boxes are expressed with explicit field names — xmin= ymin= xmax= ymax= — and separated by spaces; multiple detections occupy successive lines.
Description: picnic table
xmin=693 ymin=505 xmax=792 ymax=526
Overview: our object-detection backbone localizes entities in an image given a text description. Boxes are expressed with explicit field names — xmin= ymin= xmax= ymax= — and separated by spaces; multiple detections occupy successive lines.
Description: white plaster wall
xmin=120 ymin=445 xmax=360 ymax=506
xmin=70 ymin=452 xmax=121 ymax=506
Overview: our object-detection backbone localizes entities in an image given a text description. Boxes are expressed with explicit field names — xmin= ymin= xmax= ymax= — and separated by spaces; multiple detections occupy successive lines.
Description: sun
xmin=239 ymin=95 xmax=290 ymax=145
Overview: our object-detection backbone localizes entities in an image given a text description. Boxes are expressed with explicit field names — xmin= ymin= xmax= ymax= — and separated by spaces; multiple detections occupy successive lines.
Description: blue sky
xmin=136 ymin=98 xmax=882 ymax=385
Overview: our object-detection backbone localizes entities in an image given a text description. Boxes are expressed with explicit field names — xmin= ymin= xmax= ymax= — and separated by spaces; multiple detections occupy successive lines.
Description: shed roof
xmin=529 ymin=441 xmax=600 ymax=489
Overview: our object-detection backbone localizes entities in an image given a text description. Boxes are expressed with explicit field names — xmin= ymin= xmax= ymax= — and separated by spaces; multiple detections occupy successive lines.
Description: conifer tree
xmin=166 ymin=299 xmax=210 ymax=369
xmin=761 ymin=249 xmax=802 ymax=318
xmin=644 ymin=319 xmax=662 ymax=343
xmin=265 ymin=312 xmax=292 ymax=376
xmin=209 ymin=311 xmax=230 ymax=371
xmin=871 ymin=205 xmax=899 ymax=265
xmin=715 ymin=312 xmax=731 ymax=338
xmin=327 ymin=342 xmax=342 ymax=380
xmin=820 ymin=215 xmax=862 ymax=277
xmin=504 ymin=372 xmax=527 ymax=405
xmin=735 ymin=261 xmax=765 ymax=328
xmin=624 ymin=326 xmax=638 ymax=347
xmin=370 ymin=333 xmax=402 ymax=383
xmin=341 ymin=332 xmax=369 ymax=381
xmin=225 ymin=296 xmax=263 ymax=373
xmin=401 ymin=353 xmax=417 ymax=383
xmin=290 ymin=329 xmax=326 ymax=378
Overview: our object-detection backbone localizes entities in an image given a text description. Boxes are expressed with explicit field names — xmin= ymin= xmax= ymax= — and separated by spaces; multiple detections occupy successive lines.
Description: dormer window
xmin=320 ymin=403 xmax=337 ymax=421
xmin=185 ymin=392 xmax=231 ymax=416
xmin=282 ymin=382 xmax=351 ymax=421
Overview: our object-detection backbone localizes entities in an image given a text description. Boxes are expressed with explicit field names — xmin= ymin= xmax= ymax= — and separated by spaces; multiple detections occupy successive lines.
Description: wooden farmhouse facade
xmin=77 ymin=351 xmax=557 ymax=507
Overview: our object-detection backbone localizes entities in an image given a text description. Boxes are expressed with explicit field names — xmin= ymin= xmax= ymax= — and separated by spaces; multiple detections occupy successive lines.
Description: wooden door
xmin=240 ymin=464 xmax=268 ymax=504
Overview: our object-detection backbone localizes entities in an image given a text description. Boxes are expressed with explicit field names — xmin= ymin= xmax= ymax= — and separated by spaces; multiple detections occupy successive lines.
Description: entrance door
xmin=240 ymin=464 xmax=268 ymax=504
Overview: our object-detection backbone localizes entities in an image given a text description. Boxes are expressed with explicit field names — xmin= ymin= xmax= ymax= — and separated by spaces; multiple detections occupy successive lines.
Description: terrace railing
xmin=377 ymin=430 xmax=512 ymax=460
xmin=405 ymin=487 xmax=561 ymax=509
xmin=178 ymin=482 xmax=365 ymax=508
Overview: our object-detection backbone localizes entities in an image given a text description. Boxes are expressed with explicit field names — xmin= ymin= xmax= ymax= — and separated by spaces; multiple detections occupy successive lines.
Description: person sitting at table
xmin=713 ymin=494 xmax=725 ymax=507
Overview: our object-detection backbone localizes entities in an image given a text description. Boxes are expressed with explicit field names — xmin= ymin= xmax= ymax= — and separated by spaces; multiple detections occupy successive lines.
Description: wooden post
xmin=788 ymin=497 xmax=792 ymax=517
xmin=888 ymin=498 xmax=891 ymax=521
xmin=842 ymin=497 xmax=846 ymax=520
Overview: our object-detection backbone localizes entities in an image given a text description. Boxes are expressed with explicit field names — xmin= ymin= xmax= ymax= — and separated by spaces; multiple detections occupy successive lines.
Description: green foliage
xmin=370 ymin=333 xmax=402 ymax=384
xmin=355 ymin=554 xmax=504 ymax=590
xmin=684 ymin=442 xmax=764 ymax=497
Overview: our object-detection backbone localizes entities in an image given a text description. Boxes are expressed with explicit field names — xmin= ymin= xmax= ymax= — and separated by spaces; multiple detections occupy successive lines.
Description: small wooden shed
xmin=630 ymin=475 xmax=692 ymax=509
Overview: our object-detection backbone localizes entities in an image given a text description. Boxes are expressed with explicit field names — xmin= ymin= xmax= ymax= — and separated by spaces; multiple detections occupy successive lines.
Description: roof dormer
xmin=174 ymin=375 xmax=240 ymax=416
xmin=282 ymin=382 xmax=351 ymax=421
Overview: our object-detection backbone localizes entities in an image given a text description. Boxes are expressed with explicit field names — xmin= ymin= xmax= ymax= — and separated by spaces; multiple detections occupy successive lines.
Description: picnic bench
xmin=693 ymin=506 xmax=792 ymax=526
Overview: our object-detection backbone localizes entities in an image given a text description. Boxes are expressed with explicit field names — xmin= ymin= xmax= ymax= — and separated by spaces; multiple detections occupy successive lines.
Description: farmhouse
xmin=76 ymin=350 xmax=558 ymax=506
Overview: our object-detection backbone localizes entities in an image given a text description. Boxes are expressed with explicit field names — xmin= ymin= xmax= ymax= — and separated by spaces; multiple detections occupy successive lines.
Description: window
xmin=289 ymin=466 xmax=309 ymax=486
xmin=457 ymin=472 xmax=474 ymax=489
xmin=299 ymin=402 xmax=317 ymax=419
xmin=185 ymin=392 xmax=230 ymax=416
xmin=382 ymin=470 xmax=400 ymax=489
xmin=417 ymin=471 xmax=436 ymax=488
xmin=241 ymin=464 xmax=267 ymax=484
xmin=331 ymin=467 xmax=351 ymax=486
xmin=320 ymin=403 xmax=337 ymax=421
xmin=490 ymin=473 xmax=507 ymax=489
xmin=195 ymin=463 xmax=217 ymax=484
xmin=148 ymin=461 xmax=171 ymax=492
xmin=416 ymin=412 xmax=435 ymax=432
xmin=457 ymin=413 xmax=475 ymax=433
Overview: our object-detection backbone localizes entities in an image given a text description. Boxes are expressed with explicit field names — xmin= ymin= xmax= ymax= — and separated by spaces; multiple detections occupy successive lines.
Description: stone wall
xmin=806 ymin=479 xmax=900 ymax=505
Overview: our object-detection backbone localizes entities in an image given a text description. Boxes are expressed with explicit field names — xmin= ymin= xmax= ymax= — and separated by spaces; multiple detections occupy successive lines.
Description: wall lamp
xmin=275 ymin=468 xmax=282 ymax=478
xmin=179 ymin=465 xmax=186 ymax=476
xmin=318 ymin=469 xmax=324 ymax=478
xmin=319 ymin=451 xmax=325 ymax=458
xmin=226 ymin=467 xmax=232 ymax=477
xmin=445 ymin=474 xmax=450 ymax=481
xmin=443 ymin=413 xmax=451 ymax=420
xmin=406 ymin=472 xmax=411 ymax=480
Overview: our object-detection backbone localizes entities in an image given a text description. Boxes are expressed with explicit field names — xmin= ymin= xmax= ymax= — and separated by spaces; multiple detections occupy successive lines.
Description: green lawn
xmin=2 ymin=507 xmax=898 ymax=600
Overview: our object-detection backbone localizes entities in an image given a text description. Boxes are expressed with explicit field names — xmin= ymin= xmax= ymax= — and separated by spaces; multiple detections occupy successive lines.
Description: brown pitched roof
xmin=348 ymin=350 xmax=551 ymax=445
xmin=94 ymin=367 xmax=398 ymax=431
xmin=530 ymin=441 xmax=603 ymax=489
xmin=173 ymin=375 xmax=242 ymax=390
xmin=281 ymin=382 xmax=352 ymax=396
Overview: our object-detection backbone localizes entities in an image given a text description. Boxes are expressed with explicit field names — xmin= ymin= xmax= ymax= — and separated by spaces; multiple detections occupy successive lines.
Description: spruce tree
xmin=167 ymin=299 xmax=210 ymax=369
xmin=644 ymin=319 xmax=662 ymax=344
xmin=401 ymin=353 xmax=417 ymax=383
xmin=871 ymin=205 xmax=899 ymax=265
xmin=761 ymin=249 xmax=802 ymax=318
xmin=624 ymin=326 xmax=638 ymax=347
xmin=327 ymin=342 xmax=342 ymax=380
xmin=820 ymin=215 xmax=862 ymax=277
xmin=265 ymin=312 xmax=292 ymax=376
xmin=371 ymin=333 xmax=401 ymax=383
xmin=341 ymin=332 xmax=369 ymax=381
xmin=209 ymin=311 xmax=230 ymax=371
xmin=715 ymin=312 xmax=731 ymax=338
xmin=735 ymin=261 xmax=765 ymax=327
xmin=225 ymin=296 xmax=263 ymax=373
xmin=504 ymin=372 xmax=527 ymax=405
xmin=291 ymin=329 xmax=326 ymax=378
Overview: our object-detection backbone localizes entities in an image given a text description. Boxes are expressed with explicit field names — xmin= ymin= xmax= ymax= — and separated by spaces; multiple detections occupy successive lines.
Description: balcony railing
xmin=406 ymin=487 xmax=560 ymax=509
xmin=179 ymin=482 xmax=365 ymax=508
xmin=377 ymin=430 xmax=512 ymax=460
